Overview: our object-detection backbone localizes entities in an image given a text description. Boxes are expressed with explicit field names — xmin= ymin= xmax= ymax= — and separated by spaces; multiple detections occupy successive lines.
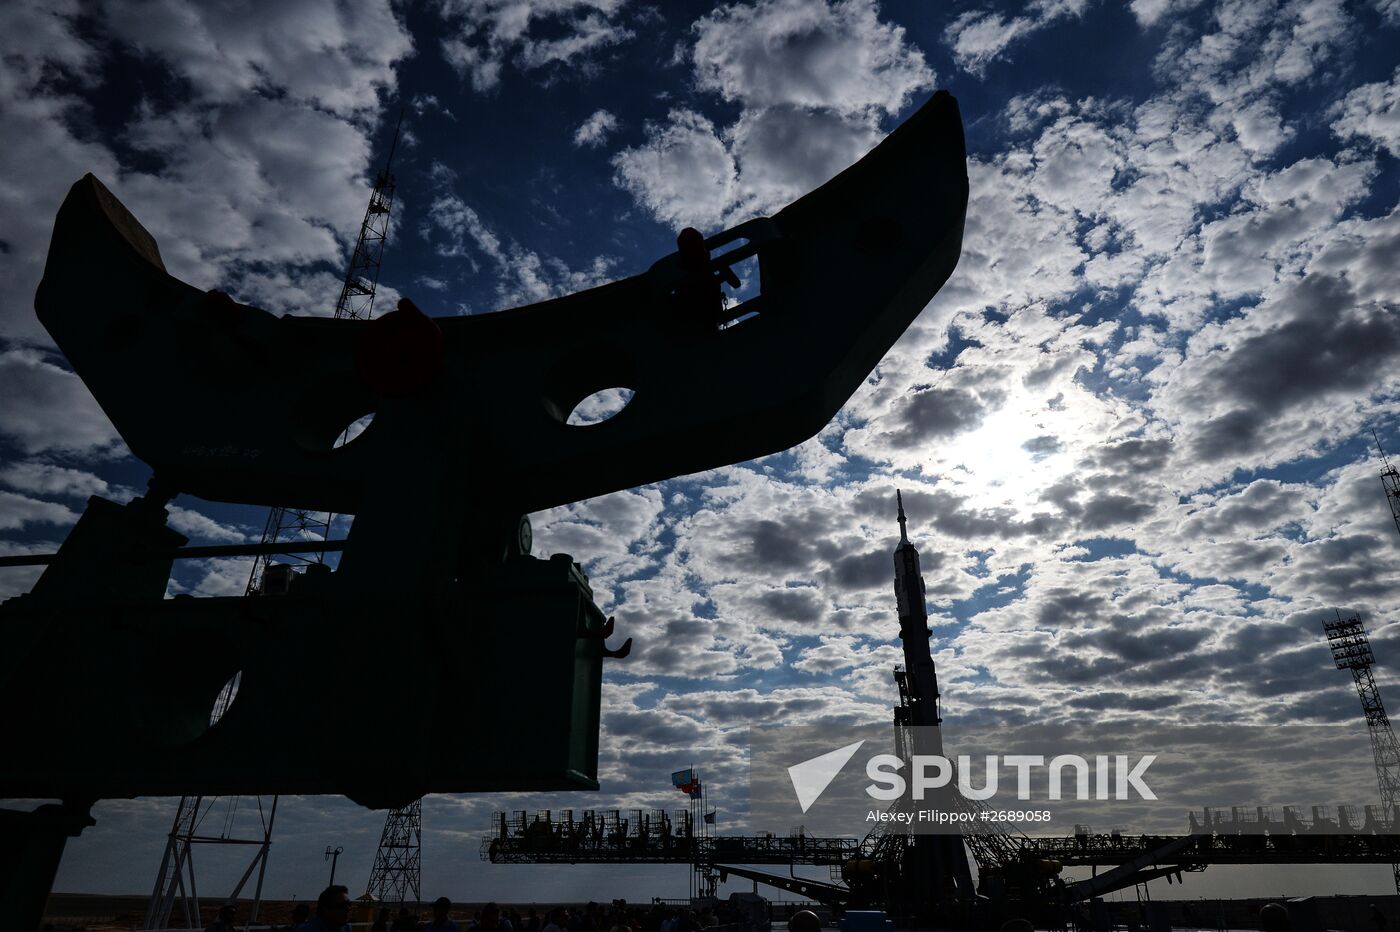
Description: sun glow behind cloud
xmin=937 ymin=396 xmax=1080 ymax=508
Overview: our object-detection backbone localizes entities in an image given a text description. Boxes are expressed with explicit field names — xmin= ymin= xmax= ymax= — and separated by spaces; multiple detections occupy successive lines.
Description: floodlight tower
xmin=144 ymin=114 xmax=405 ymax=929
xmin=1324 ymin=610 xmax=1400 ymax=892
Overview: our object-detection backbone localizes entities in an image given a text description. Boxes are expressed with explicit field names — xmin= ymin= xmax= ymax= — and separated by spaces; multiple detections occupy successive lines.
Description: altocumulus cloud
xmin=613 ymin=0 xmax=933 ymax=227
xmin=5 ymin=0 xmax=1400 ymax=903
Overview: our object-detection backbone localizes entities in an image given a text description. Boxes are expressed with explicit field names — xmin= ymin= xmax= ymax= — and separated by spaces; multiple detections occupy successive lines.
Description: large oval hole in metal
xmin=209 ymin=671 xmax=241 ymax=727
xmin=566 ymin=388 xmax=635 ymax=426
xmin=333 ymin=412 xmax=375 ymax=448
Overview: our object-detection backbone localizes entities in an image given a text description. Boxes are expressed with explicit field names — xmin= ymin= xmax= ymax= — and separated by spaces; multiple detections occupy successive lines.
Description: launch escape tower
xmin=886 ymin=491 xmax=977 ymax=912
xmin=144 ymin=115 xmax=410 ymax=927
xmin=1325 ymin=611 xmax=1400 ymax=892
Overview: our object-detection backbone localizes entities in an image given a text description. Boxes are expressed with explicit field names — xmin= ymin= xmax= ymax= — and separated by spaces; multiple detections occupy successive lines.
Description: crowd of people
xmin=204 ymin=886 xmax=765 ymax=932
xmin=368 ymin=894 xmax=756 ymax=932
xmin=201 ymin=887 xmax=1382 ymax=932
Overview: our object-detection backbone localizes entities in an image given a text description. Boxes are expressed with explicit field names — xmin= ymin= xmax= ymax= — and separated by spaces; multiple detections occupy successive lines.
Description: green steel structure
xmin=0 ymin=90 xmax=970 ymax=926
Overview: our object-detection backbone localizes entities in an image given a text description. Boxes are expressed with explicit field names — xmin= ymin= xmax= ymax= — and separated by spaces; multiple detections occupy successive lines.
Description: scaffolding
xmin=366 ymin=798 xmax=422 ymax=905
xmin=142 ymin=796 xmax=277 ymax=929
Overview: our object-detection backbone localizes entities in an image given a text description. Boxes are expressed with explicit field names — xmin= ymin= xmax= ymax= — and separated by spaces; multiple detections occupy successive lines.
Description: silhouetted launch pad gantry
xmin=481 ymin=498 xmax=1036 ymax=918
xmin=0 ymin=89 xmax=972 ymax=928
xmin=481 ymin=496 xmax=1400 ymax=920
xmin=481 ymin=808 xmax=859 ymax=866
xmin=482 ymin=808 xmax=1400 ymax=904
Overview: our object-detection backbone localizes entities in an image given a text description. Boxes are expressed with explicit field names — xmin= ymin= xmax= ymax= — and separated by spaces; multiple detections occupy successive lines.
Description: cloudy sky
xmin=5 ymin=0 xmax=1400 ymax=906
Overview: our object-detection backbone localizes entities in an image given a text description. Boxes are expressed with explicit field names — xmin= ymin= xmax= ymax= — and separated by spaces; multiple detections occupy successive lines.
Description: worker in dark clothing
xmin=1260 ymin=903 xmax=1291 ymax=932
xmin=393 ymin=907 xmax=418 ymax=932
xmin=296 ymin=886 xmax=352 ymax=932
xmin=674 ymin=227 xmax=740 ymax=336
xmin=424 ymin=897 xmax=460 ymax=932
xmin=205 ymin=905 xmax=237 ymax=932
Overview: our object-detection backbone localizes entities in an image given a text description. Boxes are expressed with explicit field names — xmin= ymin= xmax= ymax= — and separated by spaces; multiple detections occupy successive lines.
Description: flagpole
xmin=692 ymin=766 xmax=699 ymax=900
xmin=692 ymin=768 xmax=697 ymax=901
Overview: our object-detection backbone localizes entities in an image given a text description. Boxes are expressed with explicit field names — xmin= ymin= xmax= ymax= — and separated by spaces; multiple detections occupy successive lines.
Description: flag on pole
xmin=671 ymin=769 xmax=694 ymax=787
xmin=688 ymin=780 xmax=703 ymax=799
xmin=704 ymin=810 xmax=717 ymax=824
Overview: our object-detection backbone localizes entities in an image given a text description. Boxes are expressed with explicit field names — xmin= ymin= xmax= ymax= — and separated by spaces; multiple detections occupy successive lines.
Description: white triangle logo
xmin=787 ymin=740 xmax=865 ymax=813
